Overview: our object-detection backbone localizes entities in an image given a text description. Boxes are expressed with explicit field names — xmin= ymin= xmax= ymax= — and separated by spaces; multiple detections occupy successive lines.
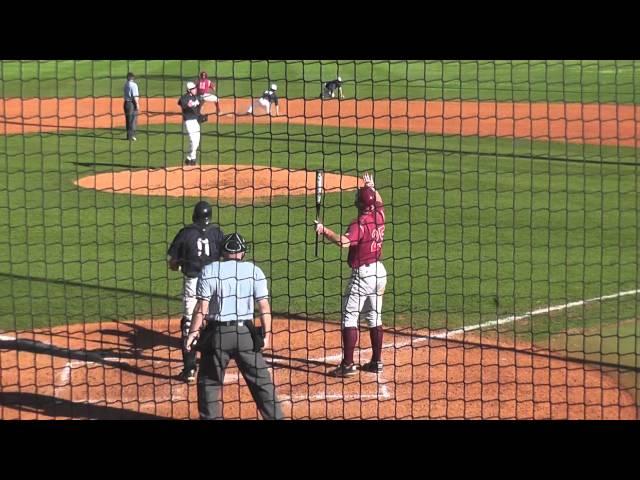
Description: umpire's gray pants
xmin=197 ymin=323 xmax=284 ymax=420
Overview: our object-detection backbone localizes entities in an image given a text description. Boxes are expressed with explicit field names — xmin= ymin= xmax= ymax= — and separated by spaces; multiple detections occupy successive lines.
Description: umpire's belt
xmin=215 ymin=320 xmax=249 ymax=327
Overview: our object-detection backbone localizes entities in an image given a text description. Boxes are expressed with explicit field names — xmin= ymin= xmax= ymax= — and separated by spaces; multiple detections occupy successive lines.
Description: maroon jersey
xmin=346 ymin=204 xmax=385 ymax=269
xmin=197 ymin=78 xmax=215 ymax=95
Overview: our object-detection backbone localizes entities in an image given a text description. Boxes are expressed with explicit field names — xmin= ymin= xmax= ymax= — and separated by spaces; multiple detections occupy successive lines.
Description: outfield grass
xmin=1 ymin=60 xmax=640 ymax=103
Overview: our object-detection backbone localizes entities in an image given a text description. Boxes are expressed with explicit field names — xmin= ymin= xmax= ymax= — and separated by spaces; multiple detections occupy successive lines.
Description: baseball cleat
xmin=360 ymin=360 xmax=383 ymax=373
xmin=328 ymin=363 xmax=358 ymax=378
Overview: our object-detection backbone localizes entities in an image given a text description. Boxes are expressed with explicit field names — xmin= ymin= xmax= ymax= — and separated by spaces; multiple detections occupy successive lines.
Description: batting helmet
xmin=222 ymin=232 xmax=248 ymax=254
xmin=186 ymin=81 xmax=197 ymax=91
xmin=200 ymin=71 xmax=208 ymax=78
xmin=192 ymin=201 xmax=212 ymax=227
xmin=355 ymin=186 xmax=376 ymax=211
xmin=271 ymin=83 xmax=278 ymax=91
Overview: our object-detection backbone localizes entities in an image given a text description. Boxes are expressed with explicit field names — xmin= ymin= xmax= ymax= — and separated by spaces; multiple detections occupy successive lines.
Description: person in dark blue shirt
xmin=321 ymin=76 xmax=344 ymax=99
xmin=167 ymin=201 xmax=224 ymax=382
xmin=246 ymin=83 xmax=280 ymax=116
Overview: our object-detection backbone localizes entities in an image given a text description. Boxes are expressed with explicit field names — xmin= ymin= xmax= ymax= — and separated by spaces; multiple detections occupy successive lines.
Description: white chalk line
xmin=436 ymin=288 xmax=640 ymax=340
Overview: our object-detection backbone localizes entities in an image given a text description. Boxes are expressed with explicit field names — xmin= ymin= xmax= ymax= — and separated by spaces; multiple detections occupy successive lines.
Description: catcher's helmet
xmin=200 ymin=71 xmax=208 ymax=78
xmin=192 ymin=201 xmax=212 ymax=226
xmin=186 ymin=81 xmax=197 ymax=91
xmin=337 ymin=76 xmax=342 ymax=82
xmin=355 ymin=186 xmax=376 ymax=211
xmin=222 ymin=232 xmax=248 ymax=254
xmin=271 ymin=83 xmax=277 ymax=91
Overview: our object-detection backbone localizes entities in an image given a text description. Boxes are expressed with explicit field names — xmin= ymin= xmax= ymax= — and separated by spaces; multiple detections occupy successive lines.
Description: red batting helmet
xmin=200 ymin=71 xmax=208 ymax=78
xmin=355 ymin=186 xmax=376 ymax=211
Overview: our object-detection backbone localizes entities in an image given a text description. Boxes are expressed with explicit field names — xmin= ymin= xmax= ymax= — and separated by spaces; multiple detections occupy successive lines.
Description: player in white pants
xmin=197 ymin=71 xmax=220 ymax=115
xmin=178 ymin=81 xmax=205 ymax=166
xmin=184 ymin=117 xmax=200 ymax=164
xmin=314 ymin=173 xmax=388 ymax=377
xmin=167 ymin=201 xmax=225 ymax=382
xmin=247 ymin=83 xmax=280 ymax=116
xmin=342 ymin=262 xmax=387 ymax=330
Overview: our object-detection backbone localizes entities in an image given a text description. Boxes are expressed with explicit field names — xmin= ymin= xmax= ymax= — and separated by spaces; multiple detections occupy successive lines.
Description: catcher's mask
xmin=192 ymin=201 xmax=212 ymax=227
xmin=222 ymin=233 xmax=248 ymax=254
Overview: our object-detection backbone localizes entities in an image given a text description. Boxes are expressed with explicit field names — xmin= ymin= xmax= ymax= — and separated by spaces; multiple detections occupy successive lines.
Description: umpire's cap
xmin=222 ymin=233 xmax=248 ymax=254
xmin=192 ymin=201 xmax=212 ymax=226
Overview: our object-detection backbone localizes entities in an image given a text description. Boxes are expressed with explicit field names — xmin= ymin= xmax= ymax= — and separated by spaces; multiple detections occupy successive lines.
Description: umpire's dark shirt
xmin=178 ymin=93 xmax=203 ymax=121
xmin=167 ymin=224 xmax=225 ymax=278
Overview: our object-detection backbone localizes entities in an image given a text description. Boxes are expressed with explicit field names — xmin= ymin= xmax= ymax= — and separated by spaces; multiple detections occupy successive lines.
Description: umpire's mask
xmin=222 ymin=233 xmax=248 ymax=254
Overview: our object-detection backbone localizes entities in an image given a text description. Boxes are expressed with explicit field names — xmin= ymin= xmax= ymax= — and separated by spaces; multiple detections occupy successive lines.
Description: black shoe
xmin=360 ymin=360 xmax=383 ymax=374
xmin=178 ymin=368 xmax=196 ymax=383
xmin=328 ymin=363 xmax=358 ymax=378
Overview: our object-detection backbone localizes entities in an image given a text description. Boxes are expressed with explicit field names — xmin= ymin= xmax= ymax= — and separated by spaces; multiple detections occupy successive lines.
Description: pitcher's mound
xmin=75 ymin=165 xmax=360 ymax=200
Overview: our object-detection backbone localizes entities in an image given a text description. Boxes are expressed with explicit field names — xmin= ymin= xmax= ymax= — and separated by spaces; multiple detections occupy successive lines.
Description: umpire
xmin=167 ymin=201 xmax=224 ymax=383
xmin=185 ymin=233 xmax=284 ymax=420
xmin=123 ymin=72 xmax=140 ymax=140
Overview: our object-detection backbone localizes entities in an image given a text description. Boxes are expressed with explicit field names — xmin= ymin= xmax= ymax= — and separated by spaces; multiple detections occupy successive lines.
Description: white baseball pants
xmin=201 ymin=93 xmax=219 ymax=103
xmin=342 ymin=261 xmax=387 ymax=328
xmin=247 ymin=97 xmax=271 ymax=115
xmin=183 ymin=275 xmax=199 ymax=320
xmin=184 ymin=119 xmax=200 ymax=161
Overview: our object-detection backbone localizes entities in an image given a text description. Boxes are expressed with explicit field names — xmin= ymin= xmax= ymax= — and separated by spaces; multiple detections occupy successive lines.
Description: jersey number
xmin=370 ymin=226 xmax=385 ymax=253
xmin=197 ymin=238 xmax=210 ymax=257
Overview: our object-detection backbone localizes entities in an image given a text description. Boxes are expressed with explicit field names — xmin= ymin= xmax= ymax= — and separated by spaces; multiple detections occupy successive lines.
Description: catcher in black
xmin=321 ymin=76 xmax=344 ymax=99
xmin=167 ymin=201 xmax=224 ymax=382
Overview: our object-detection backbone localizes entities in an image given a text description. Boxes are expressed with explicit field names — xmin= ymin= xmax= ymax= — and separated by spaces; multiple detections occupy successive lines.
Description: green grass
xmin=1 ymin=121 xmax=638 ymax=337
xmin=2 ymin=60 xmax=640 ymax=103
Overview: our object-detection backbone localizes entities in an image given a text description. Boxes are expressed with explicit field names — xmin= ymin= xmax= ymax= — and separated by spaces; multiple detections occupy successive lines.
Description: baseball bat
xmin=315 ymin=169 xmax=324 ymax=257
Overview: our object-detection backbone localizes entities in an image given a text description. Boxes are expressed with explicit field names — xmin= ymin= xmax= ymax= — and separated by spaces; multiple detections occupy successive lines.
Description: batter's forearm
xmin=321 ymin=227 xmax=350 ymax=248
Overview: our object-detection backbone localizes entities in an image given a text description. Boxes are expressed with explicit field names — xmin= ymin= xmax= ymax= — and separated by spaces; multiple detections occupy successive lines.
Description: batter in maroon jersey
xmin=315 ymin=172 xmax=388 ymax=377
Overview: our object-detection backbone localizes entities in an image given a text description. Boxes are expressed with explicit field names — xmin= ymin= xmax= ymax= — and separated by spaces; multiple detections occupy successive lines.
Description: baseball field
xmin=0 ymin=60 xmax=638 ymax=419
